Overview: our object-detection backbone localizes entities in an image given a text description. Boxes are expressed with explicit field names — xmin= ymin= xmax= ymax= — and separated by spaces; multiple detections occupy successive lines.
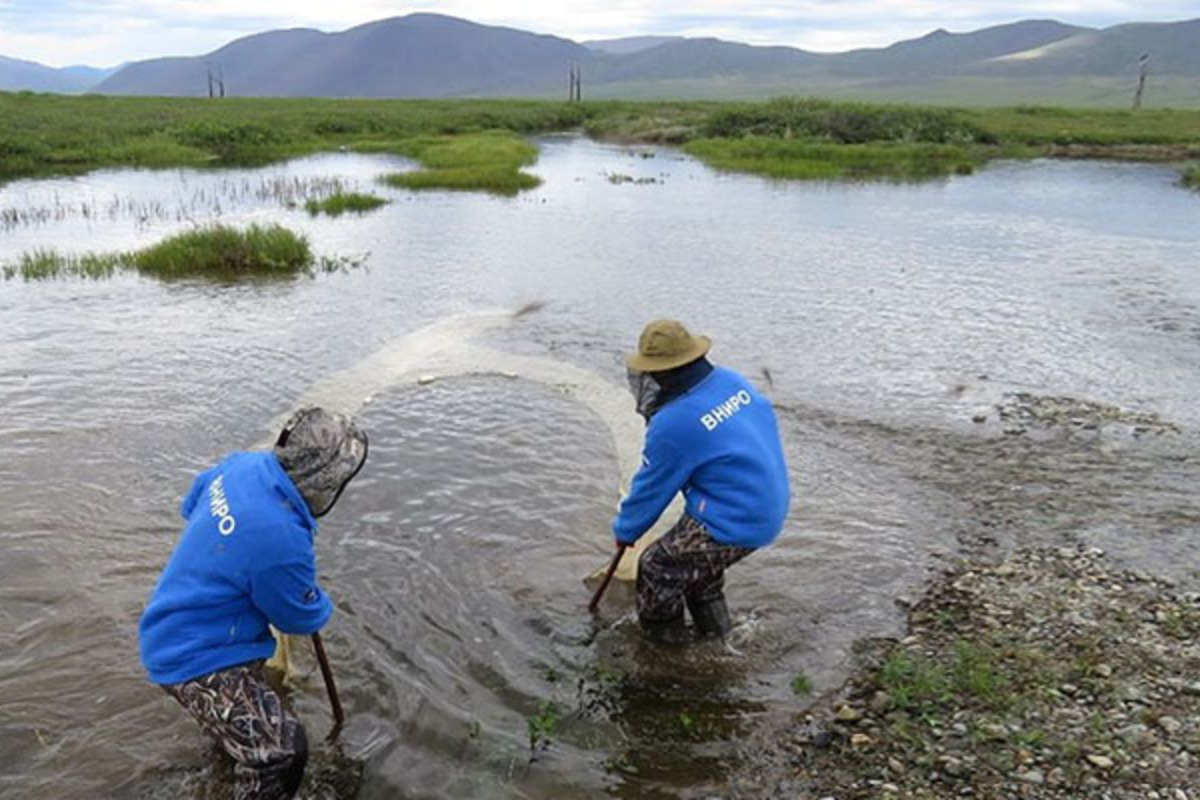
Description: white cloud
xmin=2 ymin=1 xmax=1196 ymax=66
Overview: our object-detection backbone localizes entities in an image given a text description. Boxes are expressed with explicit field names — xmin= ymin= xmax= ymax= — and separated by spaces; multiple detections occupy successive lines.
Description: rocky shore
xmin=735 ymin=546 xmax=1200 ymax=799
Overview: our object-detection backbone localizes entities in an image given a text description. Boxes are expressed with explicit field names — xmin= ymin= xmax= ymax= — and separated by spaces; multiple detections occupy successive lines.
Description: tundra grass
xmin=3 ymin=92 xmax=1200 ymax=187
xmin=0 ymin=92 xmax=583 ymax=181
xmin=1 ymin=223 xmax=349 ymax=281
xmin=961 ymin=105 xmax=1200 ymax=149
xmin=304 ymin=191 xmax=388 ymax=216
xmin=378 ymin=131 xmax=540 ymax=195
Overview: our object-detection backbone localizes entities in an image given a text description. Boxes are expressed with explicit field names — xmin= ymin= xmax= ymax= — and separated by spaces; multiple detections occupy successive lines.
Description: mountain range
xmin=3 ymin=14 xmax=1199 ymax=106
xmin=0 ymin=54 xmax=117 ymax=93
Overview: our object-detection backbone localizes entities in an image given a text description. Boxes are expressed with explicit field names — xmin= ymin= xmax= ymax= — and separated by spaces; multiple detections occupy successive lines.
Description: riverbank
xmin=733 ymin=546 xmax=1200 ymax=799
xmin=3 ymin=93 xmax=1199 ymax=186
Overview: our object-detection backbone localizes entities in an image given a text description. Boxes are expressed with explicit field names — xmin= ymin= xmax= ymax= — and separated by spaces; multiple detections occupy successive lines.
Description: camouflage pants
xmin=164 ymin=660 xmax=308 ymax=800
xmin=637 ymin=514 xmax=754 ymax=623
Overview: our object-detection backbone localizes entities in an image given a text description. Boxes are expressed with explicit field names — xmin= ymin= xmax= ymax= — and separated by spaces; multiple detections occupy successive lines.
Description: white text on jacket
xmin=209 ymin=475 xmax=237 ymax=536
xmin=700 ymin=389 xmax=753 ymax=431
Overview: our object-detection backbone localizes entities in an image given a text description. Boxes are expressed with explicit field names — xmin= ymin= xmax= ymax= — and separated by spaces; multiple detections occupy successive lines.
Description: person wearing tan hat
xmin=614 ymin=320 xmax=790 ymax=642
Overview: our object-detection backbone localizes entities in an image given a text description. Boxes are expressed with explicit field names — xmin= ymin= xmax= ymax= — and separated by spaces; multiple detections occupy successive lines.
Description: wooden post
xmin=1132 ymin=53 xmax=1149 ymax=110
xmin=568 ymin=62 xmax=582 ymax=102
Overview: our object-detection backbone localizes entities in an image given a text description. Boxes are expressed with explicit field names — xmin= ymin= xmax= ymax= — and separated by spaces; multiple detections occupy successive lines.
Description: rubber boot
xmin=639 ymin=615 xmax=691 ymax=645
xmin=689 ymin=596 xmax=732 ymax=638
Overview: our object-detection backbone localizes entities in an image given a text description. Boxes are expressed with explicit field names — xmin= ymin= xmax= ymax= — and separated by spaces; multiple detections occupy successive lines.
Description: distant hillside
xmin=585 ymin=36 xmax=681 ymax=55
xmin=821 ymin=20 xmax=1091 ymax=77
xmin=96 ymin=14 xmax=589 ymax=97
xmin=68 ymin=13 xmax=1200 ymax=106
xmin=978 ymin=18 xmax=1200 ymax=76
xmin=0 ymin=55 xmax=113 ymax=92
xmin=588 ymin=38 xmax=818 ymax=84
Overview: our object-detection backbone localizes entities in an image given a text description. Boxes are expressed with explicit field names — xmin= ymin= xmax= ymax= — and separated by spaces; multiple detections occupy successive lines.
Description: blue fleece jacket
xmin=139 ymin=451 xmax=333 ymax=685
xmin=613 ymin=367 xmax=790 ymax=549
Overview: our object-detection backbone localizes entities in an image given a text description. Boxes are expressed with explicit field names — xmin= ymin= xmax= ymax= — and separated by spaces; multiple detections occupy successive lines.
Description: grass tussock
xmin=380 ymin=131 xmax=541 ymax=195
xmin=304 ymin=191 xmax=388 ymax=216
xmin=130 ymin=224 xmax=313 ymax=279
xmin=2 ymin=224 xmax=355 ymax=282
xmin=1184 ymin=164 xmax=1200 ymax=190
xmin=685 ymin=137 xmax=977 ymax=181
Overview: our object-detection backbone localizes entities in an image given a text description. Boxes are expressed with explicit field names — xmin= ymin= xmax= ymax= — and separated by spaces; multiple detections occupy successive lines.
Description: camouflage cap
xmin=274 ymin=406 xmax=368 ymax=518
xmin=626 ymin=319 xmax=712 ymax=373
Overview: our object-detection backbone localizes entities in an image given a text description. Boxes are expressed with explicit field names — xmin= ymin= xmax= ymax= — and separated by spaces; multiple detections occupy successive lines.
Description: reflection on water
xmin=1 ymin=139 xmax=1198 ymax=798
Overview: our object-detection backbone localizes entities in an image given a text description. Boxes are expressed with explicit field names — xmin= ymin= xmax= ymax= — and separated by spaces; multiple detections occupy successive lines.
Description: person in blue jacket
xmin=614 ymin=319 xmax=790 ymax=642
xmin=139 ymin=406 xmax=368 ymax=800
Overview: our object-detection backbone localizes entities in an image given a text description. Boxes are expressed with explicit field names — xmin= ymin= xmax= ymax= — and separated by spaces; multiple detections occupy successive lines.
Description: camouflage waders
xmin=637 ymin=514 xmax=753 ymax=630
xmin=164 ymin=660 xmax=307 ymax=800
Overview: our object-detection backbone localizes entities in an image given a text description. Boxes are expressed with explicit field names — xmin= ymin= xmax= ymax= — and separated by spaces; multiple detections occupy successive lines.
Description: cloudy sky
xmin=2 ymin=1 xmax=1196 ymax=67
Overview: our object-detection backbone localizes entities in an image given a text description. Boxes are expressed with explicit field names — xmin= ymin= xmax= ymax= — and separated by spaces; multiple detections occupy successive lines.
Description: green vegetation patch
xmin=170 ymin=120 xmax=295 ymax=165
xmin=791 ymin=672 xmax=813 ymax=696
xmin=1184 ymin=164 xmax=1200 ymax=190
xmin=305 ymin=191 xmax=388 ymax=216
xmin=685 ymin=137 xmax=977 ymax=181
xmin=3 ymin=250 xmax=122 ymax=281
xmin=964 ymin=105 xmax=1200 ymax=148
xmin=379 ymin=131 xmax=541 ymax=196
xmin=879 ymin=639 xmax=1023 ymax=721
xmin=701 ymin=97 xmax=993 ymax=145
xmin=527 ymin=700 xmax=560 ymax=756
xmin=2 ymin=224 xmax=353 ymax=282
xmin=131 ymin=224 xmax=313 ymax=279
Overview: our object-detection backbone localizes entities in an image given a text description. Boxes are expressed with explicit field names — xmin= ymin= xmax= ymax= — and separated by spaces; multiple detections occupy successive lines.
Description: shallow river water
xmin=1 ymin=138 xmax=1198 ymax=799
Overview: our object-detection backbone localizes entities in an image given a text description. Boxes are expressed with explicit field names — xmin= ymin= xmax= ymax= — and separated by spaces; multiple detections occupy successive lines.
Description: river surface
xmin=1 ymin=138 xmax=1198 ymax=799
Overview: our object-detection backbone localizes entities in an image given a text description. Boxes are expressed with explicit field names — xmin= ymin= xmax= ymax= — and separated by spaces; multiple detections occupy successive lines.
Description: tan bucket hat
xmin=626 ymin=319 xmax=712 ymax=373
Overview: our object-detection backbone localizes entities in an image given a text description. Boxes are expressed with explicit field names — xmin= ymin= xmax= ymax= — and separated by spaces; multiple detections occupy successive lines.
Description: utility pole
xmin=205 ymin=62 xmax=226 ymax=98
xmin=1132 ymin=53 xmax=1149 ymax=110
xmin=568 ymin=62 xmax=582 ymax=102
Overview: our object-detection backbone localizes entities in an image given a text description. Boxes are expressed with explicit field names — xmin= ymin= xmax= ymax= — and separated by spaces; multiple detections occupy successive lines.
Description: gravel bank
xmin=733 ymin=546 xmax=1200 ymax=799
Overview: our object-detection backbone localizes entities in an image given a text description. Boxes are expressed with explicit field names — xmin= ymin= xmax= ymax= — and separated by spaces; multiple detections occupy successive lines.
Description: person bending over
xmin=139 ymin=407 xmax=368 ymax=800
